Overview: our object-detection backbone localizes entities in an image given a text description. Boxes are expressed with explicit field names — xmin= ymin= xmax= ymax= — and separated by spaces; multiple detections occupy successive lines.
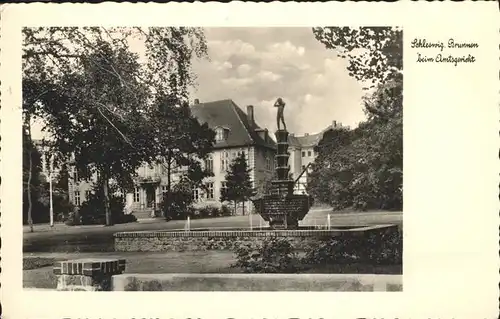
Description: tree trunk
xmin=165 ymin=153 xmax=172 ymax=220
xmin=242 ymin=201 xmax=245 ymax=216
xmin=234 ymin=201 xmax=237 ymax=216
xmin=103 ymin=175 xmax=112 ymax=226
xmin=25 ymin=119 xmax=34 ymax=232
xmin=27 ymin=146 xmax=34 ymax=232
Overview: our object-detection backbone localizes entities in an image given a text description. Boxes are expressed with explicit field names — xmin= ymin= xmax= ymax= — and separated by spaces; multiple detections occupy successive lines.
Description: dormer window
xmin=255 ymin=128 xmax=268 ymax=142
xmin=215 ymin=126 xmax=229 ymax=142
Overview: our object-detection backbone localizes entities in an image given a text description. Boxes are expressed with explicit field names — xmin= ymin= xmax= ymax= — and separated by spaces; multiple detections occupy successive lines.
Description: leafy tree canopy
xmin=308 ymin=27 xmax=402 ymax=211
xmin=23 ymin=27 xmax=209 ymax=171
xmin=22 ymin=27 xmax=213 ymax=225
xmin=309 ymin=77 xmax=402 ymax=211
xmin=312 ymin=27 xmax=402 ymax=88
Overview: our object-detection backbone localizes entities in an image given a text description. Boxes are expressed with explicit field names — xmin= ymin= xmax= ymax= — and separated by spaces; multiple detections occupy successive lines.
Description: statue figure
xmin=274 ymin=97 xmax=287 ymax=131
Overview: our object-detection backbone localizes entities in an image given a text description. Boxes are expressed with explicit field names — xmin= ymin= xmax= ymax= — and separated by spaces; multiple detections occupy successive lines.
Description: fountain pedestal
xmin=252 ymin=129 xmax=313 ymax=229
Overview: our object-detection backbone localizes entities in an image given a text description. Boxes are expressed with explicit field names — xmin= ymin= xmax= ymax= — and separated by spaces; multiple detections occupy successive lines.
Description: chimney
xmin=332 ymin=120 xmax=337 ymax=128
xmin=305 ymin=133 xmax=309 ymax=136
xmin=194 ymin=98 xmax=200 ymax=104
xmin=289 ymin=133 xmax=294 ymax=137
xmin=247 ymin=105 xmax=255 ymax=127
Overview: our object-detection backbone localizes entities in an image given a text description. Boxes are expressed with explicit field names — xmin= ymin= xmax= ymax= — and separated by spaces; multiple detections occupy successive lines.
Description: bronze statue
xmin=274 ymin=97 xmax=287 ymax=131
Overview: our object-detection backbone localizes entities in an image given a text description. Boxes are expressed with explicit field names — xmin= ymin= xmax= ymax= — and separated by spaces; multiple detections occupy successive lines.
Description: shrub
xmin=75 ymin=184 xmax=134 ymax=225
xmin=365 ymin=228 xmax=402 ymax=265
xmin=220 ymin=204 xmax=233 ymax=217
xmin=116 ymin=213 xmax=138 ymax=224
xmin=64 ymin=211 xmax=80 ymax=226
xmin=232 ymin=238 xmax=301 ymax=273
xmin=161 ymin=178 xmax=194 ymax=220
xmin=78 ymin=193 xmax=125 ymax=225
xmin=53 ymin=195 xmax=75 ymax=222
xmin=195 ymin=205 xmax=224 ymax=219
xmin=303 ymin=227 xmax=402 ymax=266
xmin=302 ymin=237 xmax=362 ymax=265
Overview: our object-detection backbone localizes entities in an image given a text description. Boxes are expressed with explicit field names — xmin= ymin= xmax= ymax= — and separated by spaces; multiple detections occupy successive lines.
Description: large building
xmin=288 ymin=120 xmax=346 ymax=193
xmin=68 ymin=99 xmax=277 ymax=219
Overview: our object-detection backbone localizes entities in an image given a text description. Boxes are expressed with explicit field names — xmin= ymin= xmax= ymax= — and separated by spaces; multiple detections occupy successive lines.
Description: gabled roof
xmin=294 ymin=133 xmax=324 ymax=148
xmin=289 ymin=122 xmax=347 ymax=148
xmin=190 ymin=99 xmax=276 ymax=150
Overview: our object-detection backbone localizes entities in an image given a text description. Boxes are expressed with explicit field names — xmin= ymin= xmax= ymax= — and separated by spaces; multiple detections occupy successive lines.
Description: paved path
xmin=23 ymin=209 xmax=402 ymax=252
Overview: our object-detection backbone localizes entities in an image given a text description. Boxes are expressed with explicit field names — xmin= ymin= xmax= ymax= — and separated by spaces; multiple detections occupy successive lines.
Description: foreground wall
xmin=112 ymin=273 xmax=403 ymax=292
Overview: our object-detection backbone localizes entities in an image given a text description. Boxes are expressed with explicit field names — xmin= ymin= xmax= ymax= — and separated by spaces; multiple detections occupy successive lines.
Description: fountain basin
xmin=114 ymin=224 xmax=397 ymax=252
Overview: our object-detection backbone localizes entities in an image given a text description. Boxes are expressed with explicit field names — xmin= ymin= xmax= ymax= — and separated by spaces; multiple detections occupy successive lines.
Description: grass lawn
xmin=23 ymin=251 xmax=401 ymax=289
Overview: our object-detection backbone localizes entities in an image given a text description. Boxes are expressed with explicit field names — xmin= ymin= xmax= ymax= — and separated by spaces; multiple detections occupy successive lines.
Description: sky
xmin=190 ymin=27 xmax=366 ymax=135
xmin=31 ymin=27 xmax=367 ymax=139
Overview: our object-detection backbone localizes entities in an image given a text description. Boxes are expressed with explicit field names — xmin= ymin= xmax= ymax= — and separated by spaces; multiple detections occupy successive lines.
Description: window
xmin=134 ymin=187 xmax=140 ymax=202
xmin=215 ymin=128 xmax=224 ymax=142
xmin=301 ymin=151 xmax=305 ymax=157
xmin=238 ymin=150 xmax=247 ymax=160
xmin=192 ymin=187 xmax=199 ymax=202
xmin=220 ymin=181 xmax=227 ymax=198
xmin=220 ymin=151 xmax=229 ymax=171
xmin=266 ymin=153 xmax=272 ymax=170
xmin=85 ymin=190 xmax=91 ymax=201
xmin=73 ymin=168 xmax=80 ymax=183
xmin=206 ymin=182 xmax=214 ymax=200
xmin=74 ymin=191 xmax=81 ymax=206
xmin=205 ymin=155 xmax=213 ymax=173
xmin=308 ymin=151 xmax=312 ymax=157
xmin=161 ymin=185 xmax=168 ymax=194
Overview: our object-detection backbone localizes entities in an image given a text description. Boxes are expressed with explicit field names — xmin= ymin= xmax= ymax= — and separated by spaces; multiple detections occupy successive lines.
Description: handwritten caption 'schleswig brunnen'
xmin=412 ymin=38 xmax=478 ymax=66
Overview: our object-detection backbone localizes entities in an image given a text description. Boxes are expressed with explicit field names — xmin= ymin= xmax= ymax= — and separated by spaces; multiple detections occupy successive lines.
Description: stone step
xmin=132 ymin=209 xmax=157 ymax=220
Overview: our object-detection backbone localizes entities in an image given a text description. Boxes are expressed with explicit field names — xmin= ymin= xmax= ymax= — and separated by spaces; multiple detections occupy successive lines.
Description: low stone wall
xmin=112 ymin=273 xmax=403 ymax=291
xmin=48 ymin=257 xmax=402 ymax=292
xmin=114 ymin=225 xmax=397 ymax=252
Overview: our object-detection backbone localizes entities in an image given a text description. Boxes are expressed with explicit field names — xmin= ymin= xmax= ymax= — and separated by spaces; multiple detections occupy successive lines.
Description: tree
xmin=309 ymin=28 xmax=402 ymax=211
xmin=22 ymin=27 xmax=209 ymax=226
xmin=22 ymin=130 xmax=49 ymax=228
xmin=308 ymin=77 xmax=402 ymax=211
xmin=145 ymin=98 xmax=215 ymax=219
xmin=221 ymin=153 xmax=254 ymax=215
xmin=312 ymin=27 xmax=402 ymax=88
xmin=24 ymin=41 xmax=151 ymax=226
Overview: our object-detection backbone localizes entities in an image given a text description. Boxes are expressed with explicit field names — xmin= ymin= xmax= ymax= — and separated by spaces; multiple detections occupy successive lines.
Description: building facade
xmin=68 ymin=99 xmax=276 ymax=219
xmin=288 ymin=120 xmax=346 ymax=194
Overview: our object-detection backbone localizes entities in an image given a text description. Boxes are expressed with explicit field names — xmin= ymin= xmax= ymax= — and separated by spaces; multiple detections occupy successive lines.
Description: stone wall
xmin=49 ymin=257 xmax=402 ymax=291
xmin=114 ymin=226 xmax=395 ymax=252
xmin=112 ymin=273 xmax=403 ymax=292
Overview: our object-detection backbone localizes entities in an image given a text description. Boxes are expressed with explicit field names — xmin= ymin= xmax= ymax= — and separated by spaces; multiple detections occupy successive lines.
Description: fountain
xmin=114 ymin=98 xmax=399 ymax=253
xmin=252 ymin=98 xmax=313 ymax=229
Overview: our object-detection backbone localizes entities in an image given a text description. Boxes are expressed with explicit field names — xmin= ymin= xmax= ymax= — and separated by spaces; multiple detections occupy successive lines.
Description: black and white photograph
xmin=2 ymin=2 xmax=499 ymax=319
xmin=21 ymin=26 xmax=403 ymax=292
